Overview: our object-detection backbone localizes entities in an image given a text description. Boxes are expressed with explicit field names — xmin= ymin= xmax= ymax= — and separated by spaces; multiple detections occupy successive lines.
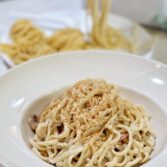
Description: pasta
xmin=10 ymin=19 xmax=45 ymax=44
xmin=29 ymin=79 xmax=155 ymax=167
xmin=0 ymin=20 xmax=55 ymax=64
xmin=0 ymin=41 xmax=55 ymax=64
xmin=88 ymin=0 xmax=133 ymax=51
xmin=47 ymin=29 xmax=85 ymax=51
xmin=0 ymin=0 xmax=134 ymax=64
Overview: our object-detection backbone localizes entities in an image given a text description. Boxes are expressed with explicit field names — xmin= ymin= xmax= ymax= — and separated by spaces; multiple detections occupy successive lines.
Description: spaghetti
xmin=30 ymin=79 xmax=155 ymax=167
xmin=0 ymin=0 xmax=134 ymax=64
xmin=10 ymin=19 xmax=45 ymax=44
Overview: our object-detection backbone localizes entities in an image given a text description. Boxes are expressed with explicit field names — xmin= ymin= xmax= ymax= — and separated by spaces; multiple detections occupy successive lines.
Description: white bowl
xmin=0 ymin=50 xmax=167 ymax=167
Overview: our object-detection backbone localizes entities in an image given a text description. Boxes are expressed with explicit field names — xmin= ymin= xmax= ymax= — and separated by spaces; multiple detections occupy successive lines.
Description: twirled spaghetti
xmin=30 ymin=79 xmax=155 ymax=167
xmin=10 ymin=19 xmax=45 ymax=44
xmin=0 ymin=0 xmax=134 ymax=64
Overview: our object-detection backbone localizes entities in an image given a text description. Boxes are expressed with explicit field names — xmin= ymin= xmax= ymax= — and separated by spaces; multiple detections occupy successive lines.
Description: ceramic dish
xmin=0 ymin=9 xmax=153 ymax=68
xmin=0 ymin=50 xmax=167 ymax=167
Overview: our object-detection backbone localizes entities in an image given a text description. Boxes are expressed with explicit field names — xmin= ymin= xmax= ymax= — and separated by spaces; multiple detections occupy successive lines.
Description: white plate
xmin=0 ymin=50 xmax=167 ymax=167
xmin=0 ymin=9 xmax=153 ymax=68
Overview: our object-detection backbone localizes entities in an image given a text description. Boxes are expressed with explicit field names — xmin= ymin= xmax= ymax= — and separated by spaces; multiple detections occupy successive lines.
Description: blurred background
xmin=0 ymin=0 xmax=167 ymax=74
xmin=0 ymin=0 xmax=166 ymax=28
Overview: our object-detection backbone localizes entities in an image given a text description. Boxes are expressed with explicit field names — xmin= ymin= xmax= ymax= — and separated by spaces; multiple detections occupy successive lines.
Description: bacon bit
xmin=29 ymin=115 xmax=40 ymax=132
xmin=120 ymin=133 xmax=129 ymax=142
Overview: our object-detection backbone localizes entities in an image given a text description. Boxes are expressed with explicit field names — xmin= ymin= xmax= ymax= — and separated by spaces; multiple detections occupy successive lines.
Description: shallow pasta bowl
xmin=0 ymin=50 xmax=167 ymax=167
